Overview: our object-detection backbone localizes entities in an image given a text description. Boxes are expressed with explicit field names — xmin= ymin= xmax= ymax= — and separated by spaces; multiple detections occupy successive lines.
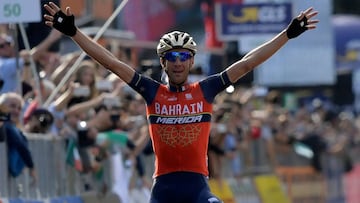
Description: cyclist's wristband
xmin=53 ymin=10 xmax=77 ymax=37
xmin=286 ymin=17 xmax=308 ymax=39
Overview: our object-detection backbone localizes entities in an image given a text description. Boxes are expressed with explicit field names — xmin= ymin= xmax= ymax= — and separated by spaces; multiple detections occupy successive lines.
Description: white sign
xmin=0 ymin=0 xmax=41 ymax=23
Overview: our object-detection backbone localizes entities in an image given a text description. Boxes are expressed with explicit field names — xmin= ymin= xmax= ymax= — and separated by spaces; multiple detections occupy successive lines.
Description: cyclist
xmin=44 ymin=2 xmax=318 ymax=202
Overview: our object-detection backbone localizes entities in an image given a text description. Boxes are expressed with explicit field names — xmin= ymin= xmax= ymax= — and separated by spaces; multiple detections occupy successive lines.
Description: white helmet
xmin=157 ymin=31 xmax=197 ymax=56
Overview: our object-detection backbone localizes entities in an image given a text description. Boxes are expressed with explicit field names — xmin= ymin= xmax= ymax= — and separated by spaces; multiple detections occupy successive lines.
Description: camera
xmin=0 ymin=106 xmax=9 ymax=142
xmin=110 ymin=114 xmax=120 ymax=123
xmin=77 ymin=121 xmax=94 ymax=147
xmin=0 ymin=79 xmax=4 ymax=91
xmin=0 ymin=111 xmax=10 ymax=121
xmin=27 ymin=109 xmax=54 ymax=133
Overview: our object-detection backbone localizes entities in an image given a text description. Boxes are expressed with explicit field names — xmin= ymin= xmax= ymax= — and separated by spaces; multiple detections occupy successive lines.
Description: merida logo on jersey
xmin=156 ymin=115 xmax=203 ymax=124
xmin=155 ymin=102 xmax=203 ymax=115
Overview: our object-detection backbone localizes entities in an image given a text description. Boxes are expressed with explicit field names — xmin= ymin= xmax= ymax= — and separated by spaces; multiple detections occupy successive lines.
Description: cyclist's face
xmin=162 ymin=48 xmax=194 ymax=86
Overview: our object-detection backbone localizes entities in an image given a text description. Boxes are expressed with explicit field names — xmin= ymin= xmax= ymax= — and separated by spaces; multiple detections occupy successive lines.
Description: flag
xmin=65 ymin=138 xmax=83 ymax=172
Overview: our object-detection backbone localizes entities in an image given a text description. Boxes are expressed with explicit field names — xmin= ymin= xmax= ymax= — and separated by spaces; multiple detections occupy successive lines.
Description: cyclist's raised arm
xmin=225 ymin=7 xmax=319 ymax=83
xmin=43 ymin=1 xmax=135 ymax=83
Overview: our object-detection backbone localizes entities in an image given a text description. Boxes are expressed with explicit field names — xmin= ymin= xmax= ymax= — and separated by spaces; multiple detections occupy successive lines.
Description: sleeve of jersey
xmin=199 ymin=71 xmax=232 ymax=103
xmin=127 ymin=72 xmax=160 ymax=104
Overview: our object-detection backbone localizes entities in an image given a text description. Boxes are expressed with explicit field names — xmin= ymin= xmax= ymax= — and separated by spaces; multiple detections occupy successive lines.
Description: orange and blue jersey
xmin=128 ymin=71 xmax=232 ymax=178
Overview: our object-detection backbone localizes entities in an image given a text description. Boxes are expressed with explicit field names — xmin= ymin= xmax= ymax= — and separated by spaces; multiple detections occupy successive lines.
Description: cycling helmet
xmin=157 ymin=31 xmax=197 ymax=56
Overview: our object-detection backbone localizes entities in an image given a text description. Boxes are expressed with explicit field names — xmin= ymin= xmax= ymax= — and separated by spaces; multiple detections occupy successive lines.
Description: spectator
xmin=49 ymin=51 xmax=82 ymax=85
xmin=23 ymin=78 xmax=56 ymax=124
xmin=0 ymin=30 xmax=61 ymax=95
xmin=47 ymin=81 xmax=77 ymax=137
xmin=67 ymin=59 xmax=100 ymax=107
xmin=0 ymin=92 xmax=37 ymax=182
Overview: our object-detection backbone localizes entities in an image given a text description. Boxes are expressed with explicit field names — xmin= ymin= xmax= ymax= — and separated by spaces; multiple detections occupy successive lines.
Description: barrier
xmin=227 ymin=177 xmax=260 ymax=203
xmin=4 ymin=134 xmax=69 ymax=199
xmin=80 ymin=191 xmax=121 ymax=203
xmin=48 ymin=196 xmax=83 ymax=203
xmin=9 ymin=199 xmax=23 ymax=203
xmin=2 ymin=134 xmax=360 ymax=203
xmin=61 ymin=196 xmax=83 ymax=203
xmin=23 ymin=201 xmax=43 ymax=203
xmin=8 ymin=199 xmax=43 ymax=203
xmin=0 ymin=142 xmax=8 ymax=197
xmin=253 ymin=174 xmax=290 ymax=203
xmin=208 ymin=179 xmax=235 ymax=203
xmin=0 ymin=134 xmax=85 ymax=199
xmin=276 ymin=166 xmax=326 ymax=203
xmin=8 ymin=198 xmax=43 ymax=203
xmin=48 ymin=198 xmax=62 ymax=203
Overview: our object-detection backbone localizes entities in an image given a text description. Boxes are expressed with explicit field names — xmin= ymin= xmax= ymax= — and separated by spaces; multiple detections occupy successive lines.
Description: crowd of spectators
xmin=0 ymin=23 xmax=153 ymax=201
xmin=1 ymin=19 xmax=360 ymax=202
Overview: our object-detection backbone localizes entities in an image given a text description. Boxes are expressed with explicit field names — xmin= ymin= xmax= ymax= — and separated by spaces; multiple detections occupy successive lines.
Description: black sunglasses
xmin=0 ymin=42 xmax=10 ymax=49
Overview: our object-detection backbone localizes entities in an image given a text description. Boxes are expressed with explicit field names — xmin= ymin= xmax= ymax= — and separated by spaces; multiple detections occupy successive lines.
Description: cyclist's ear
xmin=160 ymin=58 xmax=166 ymax=69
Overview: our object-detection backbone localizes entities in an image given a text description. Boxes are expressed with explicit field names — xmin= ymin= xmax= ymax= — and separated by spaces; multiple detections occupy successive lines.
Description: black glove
xmin=286 ymin=16 xmax=308 ymax=39
xmin=52 ymin=10 xmax=77 ymax=36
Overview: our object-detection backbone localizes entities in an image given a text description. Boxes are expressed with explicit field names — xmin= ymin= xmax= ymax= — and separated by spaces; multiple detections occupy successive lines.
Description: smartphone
xmin=73 ymin=86 xmax=90 ymax=97
xmin=103 ymin=96 xmax=121 ymax=108
xmin=96 ymin=80 xmax=113 ymax=91
xmin=216 ymin=123 xmax=227 ymax=134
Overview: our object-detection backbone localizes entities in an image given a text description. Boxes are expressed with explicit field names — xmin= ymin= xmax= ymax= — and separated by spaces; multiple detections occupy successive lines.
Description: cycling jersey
xmin=129 ymin=71 xmax=232 ymax=178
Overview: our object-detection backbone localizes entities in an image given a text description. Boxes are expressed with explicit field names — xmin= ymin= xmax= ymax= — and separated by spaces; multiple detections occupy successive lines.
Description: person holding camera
xmin=0 ymin=92 xmax=37 ymax=182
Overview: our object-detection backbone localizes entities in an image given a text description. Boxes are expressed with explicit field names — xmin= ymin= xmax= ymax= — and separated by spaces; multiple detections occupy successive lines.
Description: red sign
xmin=122 ymin=0 xmax=175 ymax=41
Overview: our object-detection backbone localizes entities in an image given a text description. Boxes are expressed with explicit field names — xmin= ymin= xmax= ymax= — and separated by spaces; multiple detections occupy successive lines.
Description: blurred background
xmin=1 ymin=0 xmax=360 ymax=203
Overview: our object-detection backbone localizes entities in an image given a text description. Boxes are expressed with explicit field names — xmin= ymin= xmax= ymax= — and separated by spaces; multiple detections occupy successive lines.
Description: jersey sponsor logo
xmin=156 ymin=115 xmax=203 ymax=124
xmin=155 ymin=101 xmax=203 ymax=115
xmin=149 ymin=113 xmax=211 ymax=124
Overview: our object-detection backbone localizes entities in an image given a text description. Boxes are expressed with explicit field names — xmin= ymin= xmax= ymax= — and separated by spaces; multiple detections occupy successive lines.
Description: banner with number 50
xmin=0 ymin=0 xmax=41 ymax=23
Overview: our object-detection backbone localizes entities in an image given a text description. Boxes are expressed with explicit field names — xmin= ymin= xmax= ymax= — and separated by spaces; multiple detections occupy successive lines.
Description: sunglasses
xmin=0 ymin=42 xmax=10 ymax=49
xmin=163 ymin=51 xmax=192 ymax=62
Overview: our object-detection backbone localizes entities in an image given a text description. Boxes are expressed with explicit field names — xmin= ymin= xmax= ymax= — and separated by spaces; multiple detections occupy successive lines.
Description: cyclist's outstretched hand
xmin=286 ymin=7 xmax=319 ymax=39
xmin=43 ymin=2 xmax=77 ymax=36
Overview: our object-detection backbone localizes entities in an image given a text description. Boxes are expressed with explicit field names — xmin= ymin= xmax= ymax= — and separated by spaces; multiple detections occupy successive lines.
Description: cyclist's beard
xmin=165 ymin=69 xmax=188 ymax=87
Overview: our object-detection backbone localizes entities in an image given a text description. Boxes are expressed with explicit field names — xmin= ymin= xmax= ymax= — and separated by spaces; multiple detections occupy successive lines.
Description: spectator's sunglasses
xmin=164 ymin=51 xmax=192 ymax=62
xmin=0 ymin=42 xmax=10 ymax=49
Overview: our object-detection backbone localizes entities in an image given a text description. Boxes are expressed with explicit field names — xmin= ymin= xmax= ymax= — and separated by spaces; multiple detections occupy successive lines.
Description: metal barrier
xmin=0 ymin=142 xmax=9 ymax=197
xmin=0 ymin=134 xmax=123 ymax=203
xmin=2 ymin=133 xmax=359 ymax=203
xmin=0 ymin=134 xmax=82 ymax=199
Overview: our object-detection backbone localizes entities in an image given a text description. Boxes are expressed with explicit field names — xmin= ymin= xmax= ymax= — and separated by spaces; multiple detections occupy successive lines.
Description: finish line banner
xmin=215 ymin=2 xmax=293 ymax=41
